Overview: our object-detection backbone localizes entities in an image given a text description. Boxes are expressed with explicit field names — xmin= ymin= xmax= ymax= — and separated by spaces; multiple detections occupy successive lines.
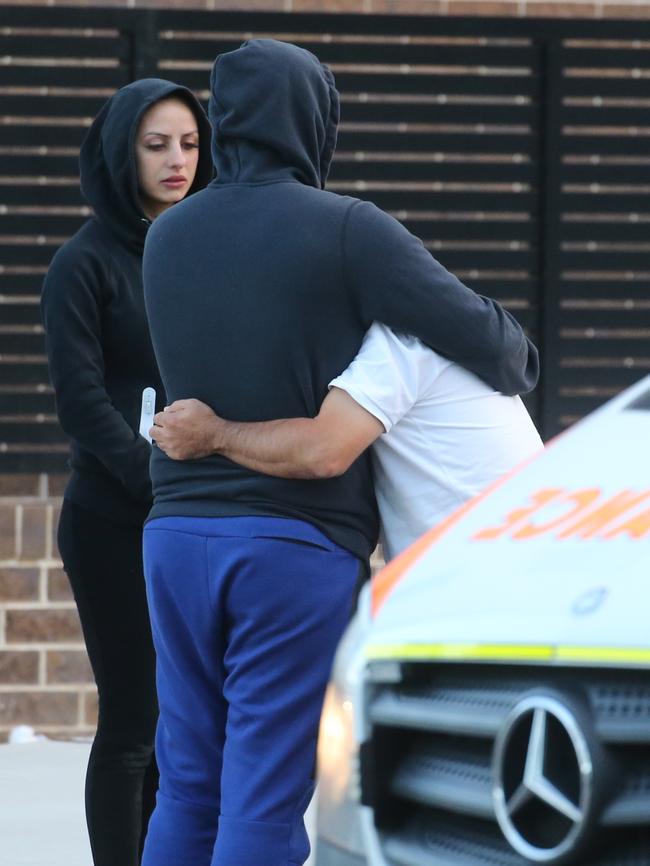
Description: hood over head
xmin=208 ymin=39 xmax=339 ymax=189
xmin=80 ymin=78 xmax=213 ymax=251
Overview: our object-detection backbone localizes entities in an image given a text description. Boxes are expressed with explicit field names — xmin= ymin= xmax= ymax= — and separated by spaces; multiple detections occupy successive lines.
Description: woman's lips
xmin=161 ymin=177 xmax=187 ymax=188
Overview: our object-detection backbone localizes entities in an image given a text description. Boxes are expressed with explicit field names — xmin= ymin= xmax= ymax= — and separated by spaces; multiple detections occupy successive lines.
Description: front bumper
xmin=315 ymin=838 xmax=367 ymax=866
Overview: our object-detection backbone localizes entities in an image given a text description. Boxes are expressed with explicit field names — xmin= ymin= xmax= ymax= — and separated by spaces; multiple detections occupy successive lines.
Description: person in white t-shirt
xmin=150 ymin=323 xmax=543 ymax=560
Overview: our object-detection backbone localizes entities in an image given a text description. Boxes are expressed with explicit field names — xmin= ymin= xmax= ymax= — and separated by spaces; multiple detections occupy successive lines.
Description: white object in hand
xmin=139 ymin=387 xmax=156 ymax=443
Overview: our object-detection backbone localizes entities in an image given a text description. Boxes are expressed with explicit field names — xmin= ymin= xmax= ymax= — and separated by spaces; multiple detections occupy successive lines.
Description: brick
xmin=135 ymin=0 xmax=209 ymax=6
xmin=47 ymin=568 xmax=74 ymax=602
xmin=20 ymin=505 xmax=48 ymax=561
xmin=294 ymin=0 xmax=366 ymax=9
xmin=84 ymin=690 xmax=98 ymax=727
xmin=0 ymin=505 xmax=16 ymax=560
xmin=601 ymin=3 xmax=650 ymax=16
xmin=0 ymin=651 xmax=39 ymax=685
xmin=0 ymin=691 xmax=78 ymax=726
xmin=447 ymin=0 xmax=519 ymax=13
xmin=0 ymin=475 xmax=41 ymax=497
xmin=371 ymin=0 xmax=444 ymax=10
xmin=46 ymin=651 xmax=93 ymax=685
xmin=6 ymin=609 xmax=83 ymax=644
xmin=526 ymin=1 xmax=597 ymax=15
xmin=145 ymin=0 xmax=287 ymax=7
xmin=0 ymin=568 xmax=40 ymax=602
xmin=50 ymin=503 xmax=61 ymax=562
xmin=39 ymin=0 xmax=130 ymax=5
xmin=47 ymin=475 xmax=69 ymax=497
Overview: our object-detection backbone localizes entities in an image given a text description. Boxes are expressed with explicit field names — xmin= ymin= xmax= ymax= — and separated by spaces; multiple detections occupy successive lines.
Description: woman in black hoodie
xmin=40 ymin=79 xmax=212 ymax=866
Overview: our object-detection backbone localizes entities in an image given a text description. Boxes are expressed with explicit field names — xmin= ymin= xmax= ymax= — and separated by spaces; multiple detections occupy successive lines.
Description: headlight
xmin=316 ymin=591 xmax=370 ymax=859
xmin=318 ymin=683 xmax=357 ymax=804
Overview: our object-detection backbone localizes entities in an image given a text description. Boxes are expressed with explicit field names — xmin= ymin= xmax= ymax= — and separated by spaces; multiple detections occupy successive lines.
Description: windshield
xmin=626 ymin=387 xmax=650 ymax=411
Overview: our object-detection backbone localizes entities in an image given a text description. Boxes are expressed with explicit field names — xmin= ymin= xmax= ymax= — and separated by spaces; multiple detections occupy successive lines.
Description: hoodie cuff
xmin=121 ymin=435 xmax=153 ymax=503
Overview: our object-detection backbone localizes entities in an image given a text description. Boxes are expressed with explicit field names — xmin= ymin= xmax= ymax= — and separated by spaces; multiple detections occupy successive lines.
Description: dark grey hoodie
xmin=144 ymin=40 xmax=539 ymax=560
xmin=41 ymin=79 xmax=212 ymax=525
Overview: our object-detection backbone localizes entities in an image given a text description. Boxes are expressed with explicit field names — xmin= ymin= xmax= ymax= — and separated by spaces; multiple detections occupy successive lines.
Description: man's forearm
xmin=152 ymin=392 xmax=382 ymax=474
xmin=216 ymin=416 xmax=338 ymax=479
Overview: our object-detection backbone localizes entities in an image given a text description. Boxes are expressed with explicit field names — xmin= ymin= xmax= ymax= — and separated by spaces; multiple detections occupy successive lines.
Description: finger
xmin=166 ymin=399 xmax=193 ymax=412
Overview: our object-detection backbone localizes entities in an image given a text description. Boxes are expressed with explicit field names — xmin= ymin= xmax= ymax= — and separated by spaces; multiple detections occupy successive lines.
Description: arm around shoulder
xmin=154 ymin=391 xmax=384 ymax=479
xmin=342 ymin=200 xmax=539 ymax=396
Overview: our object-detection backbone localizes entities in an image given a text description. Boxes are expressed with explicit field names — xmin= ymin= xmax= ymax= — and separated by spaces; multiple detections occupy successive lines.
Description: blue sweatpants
xmin=141 ymin=515 xmax=360 ymax=866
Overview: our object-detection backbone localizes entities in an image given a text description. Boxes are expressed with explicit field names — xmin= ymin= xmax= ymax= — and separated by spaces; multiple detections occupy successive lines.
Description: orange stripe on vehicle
xmin=370 ymin=445 xmax=546 ymax=618
xmin=371 ymin=502 xmax=473 ymax=618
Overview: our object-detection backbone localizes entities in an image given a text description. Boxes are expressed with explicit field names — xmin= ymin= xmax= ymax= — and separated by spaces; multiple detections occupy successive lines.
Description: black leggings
xmin=57 ymin=499 xmax=159 ymax=866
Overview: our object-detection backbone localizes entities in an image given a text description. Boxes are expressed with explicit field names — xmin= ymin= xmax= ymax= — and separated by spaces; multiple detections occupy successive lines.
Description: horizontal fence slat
xmin=0 ymin=421 xmax=66 ymax=445
xmin=0 ymin=187 xmax=84 ymax=206
xmin=558 ymin=76 xmax=650 ymax=100
xmin=336 ymin=131 xmax=538 ymax=154
xmin=0 ymin=301 xmax=43 ymax=323
xmin=0 ymin=361 xmax=51 ymax=385
xmin=557 ymin=164 xmax=650 ymax=185
xmin=400 ymin=218 xmax=536 ymax=243
xmin=158 ymin=40 xmax=537 ymax=68
xmin=0 ymin=95 xmax=114 ymax=117
xmin=559 ymin=106 xmax=650 ymax=129
xmin=333 ymin=190 xmax=536 ymax=212
xmin=0 ymin=246 xmax=62 ymax=267
xmin=335 ymin=102 xmax=537 ymax=126
xmin=0 ymin=445 xmax=68 ymax=474
xmin=0 ymin=333 xmax=45 ymax=354
xmin=0 ymin=215 xmax=87 ymax=236
xmin=0 ymin=66 xmax=130 ymax=89
xmin=0 ymin=36 xmax=130 ymax=59
xmin=558 ymin=250 xmax=650 ymax=270
xmin=0 ymin=126 xmax=89 ymax=147
xmin=0 ymin=390 xmax=55 ymax=415
xmin=329 ymin=161 xmax=535 ymax=184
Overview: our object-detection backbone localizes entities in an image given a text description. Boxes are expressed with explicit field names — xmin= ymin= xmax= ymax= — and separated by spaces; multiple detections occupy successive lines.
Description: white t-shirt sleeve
xmin=329 ymin=323 xmax=430 ymax=433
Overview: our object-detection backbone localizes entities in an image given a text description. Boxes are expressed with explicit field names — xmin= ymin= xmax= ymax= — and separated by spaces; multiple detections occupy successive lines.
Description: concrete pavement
xmin=0 ymin=738 xmax=317 ymax=866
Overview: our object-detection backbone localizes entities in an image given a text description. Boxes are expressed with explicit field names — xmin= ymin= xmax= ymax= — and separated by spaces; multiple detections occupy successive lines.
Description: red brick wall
xmin=2 ymin=0 xmax=650 ymax=16
xmin=0 ymin=472 xmax=383 ymax=739
xmin=0 ymin=474 xmax=97 ymax=741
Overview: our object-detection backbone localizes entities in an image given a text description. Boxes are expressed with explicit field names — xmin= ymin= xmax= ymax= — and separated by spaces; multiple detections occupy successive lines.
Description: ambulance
xmin=316 ymin=374 xmax=650 ymax=866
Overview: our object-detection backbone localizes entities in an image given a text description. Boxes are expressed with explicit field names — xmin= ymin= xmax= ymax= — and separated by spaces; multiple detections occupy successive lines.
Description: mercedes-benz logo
xmin=492 ymin=694 xmax=594 ymax=863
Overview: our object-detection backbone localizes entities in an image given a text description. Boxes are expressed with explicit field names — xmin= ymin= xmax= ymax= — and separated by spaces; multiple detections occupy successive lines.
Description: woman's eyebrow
xmin=142 ymin=130 xmax=199 ymax=138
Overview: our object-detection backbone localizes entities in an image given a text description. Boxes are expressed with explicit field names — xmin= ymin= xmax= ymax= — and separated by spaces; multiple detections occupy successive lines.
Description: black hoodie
xmin=41 ymin=79 xmax=213 ymax=526
xmin=144 ymin=40 xmax=539 ymax=561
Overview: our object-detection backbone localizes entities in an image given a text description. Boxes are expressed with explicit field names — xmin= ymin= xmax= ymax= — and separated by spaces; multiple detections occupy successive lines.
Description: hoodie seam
xmin=340 ymin=199 xmax=362 ymax=318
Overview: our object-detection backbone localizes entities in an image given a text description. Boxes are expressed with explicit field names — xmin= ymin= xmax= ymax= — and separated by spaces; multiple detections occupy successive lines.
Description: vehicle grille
xmin=362 ymin=664 xmax=650 ymax=866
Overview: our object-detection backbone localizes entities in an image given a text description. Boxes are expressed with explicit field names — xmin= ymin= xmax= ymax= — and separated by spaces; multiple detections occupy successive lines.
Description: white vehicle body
xmin=316 ymin=374 xmax=650 ymax=866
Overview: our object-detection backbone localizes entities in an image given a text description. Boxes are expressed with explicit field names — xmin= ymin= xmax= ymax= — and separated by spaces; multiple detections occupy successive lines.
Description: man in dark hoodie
xmin=141 ymin=40 xmax=539 ymax=866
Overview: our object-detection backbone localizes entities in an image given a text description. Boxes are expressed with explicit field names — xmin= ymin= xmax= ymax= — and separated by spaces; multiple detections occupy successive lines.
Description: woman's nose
xmin=168 ymin=143 xmax=187 ymax=169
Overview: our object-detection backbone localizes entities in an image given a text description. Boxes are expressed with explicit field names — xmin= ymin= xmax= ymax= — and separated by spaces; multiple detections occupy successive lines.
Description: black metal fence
xmin=2 ymin=6 xmax=650 ymax=471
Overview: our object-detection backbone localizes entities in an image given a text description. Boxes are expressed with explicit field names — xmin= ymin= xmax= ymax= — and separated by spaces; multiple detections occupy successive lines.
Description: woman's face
xmin=135 ymin=97 xmax=200 ymax=220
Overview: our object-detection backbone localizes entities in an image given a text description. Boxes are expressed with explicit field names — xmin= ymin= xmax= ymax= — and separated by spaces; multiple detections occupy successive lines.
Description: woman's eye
xmin=146 ymin=143 xmax=165 ymax=151
xmin=183 ymin=141 xmax=199 ymax=150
